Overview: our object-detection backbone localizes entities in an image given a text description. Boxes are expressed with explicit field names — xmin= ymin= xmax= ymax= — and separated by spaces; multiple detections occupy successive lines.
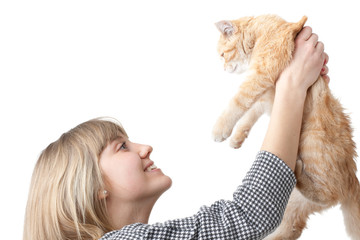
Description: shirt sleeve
xmin=100 ymin=151 xmax=296 ymax=240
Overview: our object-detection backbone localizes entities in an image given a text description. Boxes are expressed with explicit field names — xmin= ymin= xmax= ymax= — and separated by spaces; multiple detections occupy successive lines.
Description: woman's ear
xmin=98 ymin=190 xmax=109 ymax=200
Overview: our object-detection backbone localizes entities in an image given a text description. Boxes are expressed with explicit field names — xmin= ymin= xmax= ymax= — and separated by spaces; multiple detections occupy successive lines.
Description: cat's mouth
xmin=226 ymin=62 xmax=247 ymax=74
xmin=226 ymin=64 xmax=238 ymax=73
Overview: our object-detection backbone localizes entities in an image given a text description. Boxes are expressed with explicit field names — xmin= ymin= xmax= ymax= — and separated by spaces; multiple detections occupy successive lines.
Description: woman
xmin=23 ymin=26 xmax=329 ymax=240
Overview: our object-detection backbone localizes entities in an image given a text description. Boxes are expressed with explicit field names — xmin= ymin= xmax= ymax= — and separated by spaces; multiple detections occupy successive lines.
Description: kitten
xmin=213 ymin=14 xmax=360 ymax=239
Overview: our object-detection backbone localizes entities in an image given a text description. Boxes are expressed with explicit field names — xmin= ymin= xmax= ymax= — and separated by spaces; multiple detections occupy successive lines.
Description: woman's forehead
xmin=110 ymin=135 xmax=128 ymax=144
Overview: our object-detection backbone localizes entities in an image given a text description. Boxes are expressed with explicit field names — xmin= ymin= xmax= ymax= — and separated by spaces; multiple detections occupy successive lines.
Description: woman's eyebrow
xmin=110 ymin=136 xmax=125 ymax=149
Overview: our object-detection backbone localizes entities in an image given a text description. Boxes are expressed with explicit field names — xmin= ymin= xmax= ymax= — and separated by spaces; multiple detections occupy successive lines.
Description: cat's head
xmin=215 ymin=15 xmax=307 ymax=75
xmin=215 ymin=17 xmax=254 ymax=74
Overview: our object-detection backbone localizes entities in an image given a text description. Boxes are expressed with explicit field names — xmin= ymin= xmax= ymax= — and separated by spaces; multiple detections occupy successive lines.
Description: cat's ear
xmin=215 ymin=20 xmax=237 ymax=36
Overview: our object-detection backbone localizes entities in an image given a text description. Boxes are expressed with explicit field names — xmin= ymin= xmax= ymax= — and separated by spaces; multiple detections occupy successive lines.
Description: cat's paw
xmin=229 ymin=130 xmax=249 ymax=149
xmin=212 ymin=117 xmax=233 ymax=142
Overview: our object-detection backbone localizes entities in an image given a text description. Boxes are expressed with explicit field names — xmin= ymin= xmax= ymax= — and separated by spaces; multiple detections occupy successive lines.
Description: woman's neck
xmin=106 ymin=196 xmax=158 ymax=230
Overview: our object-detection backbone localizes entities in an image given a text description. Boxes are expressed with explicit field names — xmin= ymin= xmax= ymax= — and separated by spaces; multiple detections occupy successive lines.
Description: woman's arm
xmin=100 ymin=27 xmax=330 ymax=240
xmin=261 ymin=26 xmax=328 ymax=171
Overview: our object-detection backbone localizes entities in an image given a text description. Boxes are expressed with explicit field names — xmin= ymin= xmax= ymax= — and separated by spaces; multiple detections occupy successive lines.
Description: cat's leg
xmin=340 ymin=183 xmax=360 ymax=240
xmin=228 ymin=103 xmax=260 ymax=149
xmin=295 ymin=152 xmax=341 ymax=206
xmin=229 ymin=89 xmax=274 ymax=148
xmin=264 ymin=188 xmax=328 ymax=240
xmin=212 ymin=77 xmax=274 ymax=142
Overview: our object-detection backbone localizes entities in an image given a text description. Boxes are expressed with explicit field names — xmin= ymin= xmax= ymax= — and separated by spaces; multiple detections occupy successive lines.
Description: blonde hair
xmin=23 ymin=118 xmax=127 ymax=240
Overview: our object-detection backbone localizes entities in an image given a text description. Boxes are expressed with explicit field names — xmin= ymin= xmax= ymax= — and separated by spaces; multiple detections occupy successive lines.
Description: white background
xmin=1 ymin=0 xmax=359 ymax=239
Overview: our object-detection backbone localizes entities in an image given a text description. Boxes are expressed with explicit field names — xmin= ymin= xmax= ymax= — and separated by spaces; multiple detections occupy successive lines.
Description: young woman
xmin=23 ymin=26 xmax=329 ymax=240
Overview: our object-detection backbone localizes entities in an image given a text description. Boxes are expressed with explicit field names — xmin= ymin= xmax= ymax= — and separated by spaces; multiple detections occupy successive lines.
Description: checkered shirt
xmin=100 ymin=151 xmax=296 ymax=240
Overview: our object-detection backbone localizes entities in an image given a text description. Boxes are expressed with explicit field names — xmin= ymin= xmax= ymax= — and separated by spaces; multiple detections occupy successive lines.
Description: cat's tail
xmin=341 ymin=177 xmax=360 ymax=239
xmin=290 ymin=16 xmax=308 ymax=35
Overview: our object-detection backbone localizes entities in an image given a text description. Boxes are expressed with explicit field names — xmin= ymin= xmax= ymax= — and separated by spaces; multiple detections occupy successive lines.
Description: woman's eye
xmin=119 ymin=142 xmax=127 ymax=150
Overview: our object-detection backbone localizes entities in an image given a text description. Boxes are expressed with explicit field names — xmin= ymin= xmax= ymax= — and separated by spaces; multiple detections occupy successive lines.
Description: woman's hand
xmin=261 ymin=26 xmax=330 ymax=171
xmin=276 ymin=26 xmax=329 ymax=95
xmin=321 ymin=53 xmax=330 ymax=84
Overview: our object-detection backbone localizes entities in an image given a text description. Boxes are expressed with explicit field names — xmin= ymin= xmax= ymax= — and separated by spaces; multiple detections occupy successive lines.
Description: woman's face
xmin=99 ymin=136 xmax=172 ymax=202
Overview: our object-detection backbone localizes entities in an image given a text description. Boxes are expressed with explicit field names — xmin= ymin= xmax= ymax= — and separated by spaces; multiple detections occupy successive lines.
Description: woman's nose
xmin=139 ymin=144 xmax=153 ymax=159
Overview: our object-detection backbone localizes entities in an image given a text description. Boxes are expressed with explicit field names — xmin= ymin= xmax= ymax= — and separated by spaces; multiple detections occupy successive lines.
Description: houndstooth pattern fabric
xmin=100 ymin=151 xmax=296 ymax=240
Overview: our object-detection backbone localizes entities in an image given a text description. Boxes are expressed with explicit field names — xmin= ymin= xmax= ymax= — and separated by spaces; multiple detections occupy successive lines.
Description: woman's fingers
xmin=320 ymin=52 xmax=330 ymax=84
xmin=297 ymin=26 xmax=313 ymax=41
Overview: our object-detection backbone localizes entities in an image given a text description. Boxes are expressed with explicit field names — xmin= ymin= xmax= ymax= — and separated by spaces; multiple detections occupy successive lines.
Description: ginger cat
xmin=213 ymin=14 xmax=360 ymax=239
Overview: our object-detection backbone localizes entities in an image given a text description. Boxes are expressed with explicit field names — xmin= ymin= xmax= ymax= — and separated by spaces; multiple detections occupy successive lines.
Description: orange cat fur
xmin=213 ymin=14 xmax=360 ymax=239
